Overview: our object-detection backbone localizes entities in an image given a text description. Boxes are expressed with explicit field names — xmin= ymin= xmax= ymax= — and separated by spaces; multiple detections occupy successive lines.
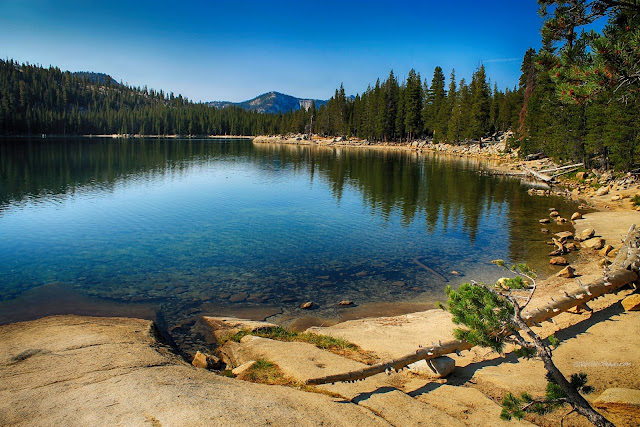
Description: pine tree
xmin=423 ymin=66 xmax=446 ymax=137
xmin=403 ymin=69 xmax=423 ymax=141
xmin=469 ymin=65 xmax=491 ymax=139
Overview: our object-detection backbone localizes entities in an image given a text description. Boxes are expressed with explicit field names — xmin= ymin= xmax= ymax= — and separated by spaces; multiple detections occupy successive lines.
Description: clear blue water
xmin=0 ymin=138 xmax=578 ymax=351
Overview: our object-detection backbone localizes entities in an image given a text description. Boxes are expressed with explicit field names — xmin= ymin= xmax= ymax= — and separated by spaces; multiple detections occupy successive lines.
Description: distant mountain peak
xmin=206 ymin=91 xmax=327 ymax=114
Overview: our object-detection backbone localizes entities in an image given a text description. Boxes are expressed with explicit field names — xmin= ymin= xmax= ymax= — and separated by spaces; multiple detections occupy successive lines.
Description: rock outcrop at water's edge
xmin=0 ymin=315 xmax=389 ymax=426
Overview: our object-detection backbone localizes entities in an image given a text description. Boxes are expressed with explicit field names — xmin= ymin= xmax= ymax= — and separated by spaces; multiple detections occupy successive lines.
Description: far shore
xmin=1 ymin=133 xmax=255 ymax=139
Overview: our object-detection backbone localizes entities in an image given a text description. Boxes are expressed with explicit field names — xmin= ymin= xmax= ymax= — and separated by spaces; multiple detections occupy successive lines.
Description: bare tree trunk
xmin=512 ymin=303 xmax=615 ymax=427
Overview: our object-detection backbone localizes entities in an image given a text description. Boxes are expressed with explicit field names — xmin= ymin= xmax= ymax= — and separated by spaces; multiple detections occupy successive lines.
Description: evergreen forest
xmin=1 ymin=0 xmax=638 ymax=170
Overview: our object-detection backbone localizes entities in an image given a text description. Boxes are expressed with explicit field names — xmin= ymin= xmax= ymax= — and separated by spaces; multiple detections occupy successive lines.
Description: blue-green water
xmin=0 ymin=138 xmax=578 ymax=351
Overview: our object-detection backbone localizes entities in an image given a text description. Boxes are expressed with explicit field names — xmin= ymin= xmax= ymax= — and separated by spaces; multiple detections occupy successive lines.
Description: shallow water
xmin=0 ymin=138 xmax=578 ymax=352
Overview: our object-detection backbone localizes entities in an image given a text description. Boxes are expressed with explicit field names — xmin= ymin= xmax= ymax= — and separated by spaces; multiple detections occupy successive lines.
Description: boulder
xmin=621 ymin=294 xmax=640 ymax=311
xmin=427 ymin=356 xmax=456 ymax=378
xmin=577 ymin=228 xmax=595 ymax=241
xmin=611 ymin=195 xmax=621 ymax=201
xmin=583 ymin=237 xmax=605 ymax=250
xmin=576 ymin=171 xmax=587 ymax=180
xmin=596 ymin=186 xmax=610 ymax=196
xmin=571 ymin=212 xmax=582 ymax=220
xmin=554 ymin=231 xmax=574 ymax=242
xmin=599 ymin=244 xmax=614 ymax=257
xmin=556 ymin=266 xmax=575 ymax=278
xmin=549 ymin=211 xmax=560 ymax=218
xmin=232 ymin=360 xmax=257 ymax=376
xmin=192 ymin=351 xmax=222 ymax=370
xmin=550 ymin=257 xmax=569 ymax=266
xmin=593 ymin=388 xmax=640 ymax=417
xmin=565 ymin=242 xmax=579 ymax=251
xmin=338 ymin=300 xmax=354 ymax=306
xmin=539 ymin=219 xmax=551 ymax=224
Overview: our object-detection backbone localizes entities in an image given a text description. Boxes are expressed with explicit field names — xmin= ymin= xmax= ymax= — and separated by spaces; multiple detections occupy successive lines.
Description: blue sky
xmin=1 ymin=0 xmax=544 ymax=102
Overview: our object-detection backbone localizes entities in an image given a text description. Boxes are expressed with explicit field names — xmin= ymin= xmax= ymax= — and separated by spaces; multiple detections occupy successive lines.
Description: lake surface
xmin=0 ymin=138 xmax=578 ymax=352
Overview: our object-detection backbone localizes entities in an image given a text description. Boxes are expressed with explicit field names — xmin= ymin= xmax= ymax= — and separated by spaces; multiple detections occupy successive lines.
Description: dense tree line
xmin=308 ymin=65 xmax=522 ymax=145
xmin=1 ymin=0 xmax=637 ymax=170
xmin=0 ymin=59 xmax=287 ymax=136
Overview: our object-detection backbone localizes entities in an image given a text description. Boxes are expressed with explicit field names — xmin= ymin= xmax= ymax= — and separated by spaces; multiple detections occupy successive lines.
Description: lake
xmin=0 ymin=137 xmax=578 ymax=353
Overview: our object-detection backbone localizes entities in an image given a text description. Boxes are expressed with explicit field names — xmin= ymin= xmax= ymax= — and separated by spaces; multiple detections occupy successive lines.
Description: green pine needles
xmin=501 ymin=373 xmax=595 ymax=421
xmin=440 ymin=260 xmax=613 ymax=426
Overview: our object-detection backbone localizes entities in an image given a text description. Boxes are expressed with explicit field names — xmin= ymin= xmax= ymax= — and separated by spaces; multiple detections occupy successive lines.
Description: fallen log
xmin=522 ymin=166 xmax=554 ymax=183
xmin=305 ymin=267 xmax=637 ymax=385
xmin=307 ymin=225 xmax=640 ymax=385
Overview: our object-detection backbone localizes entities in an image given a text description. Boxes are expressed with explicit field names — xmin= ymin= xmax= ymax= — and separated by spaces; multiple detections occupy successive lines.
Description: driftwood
xmin=522 ymin=166 xmax=554 ymax=183
xmin=306 ymin=225 xmax=639 ymax=386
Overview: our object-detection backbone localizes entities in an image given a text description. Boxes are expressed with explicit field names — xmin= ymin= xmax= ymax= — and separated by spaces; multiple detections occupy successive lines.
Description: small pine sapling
xmin=440 ymin=261 xmax=614 ymax=427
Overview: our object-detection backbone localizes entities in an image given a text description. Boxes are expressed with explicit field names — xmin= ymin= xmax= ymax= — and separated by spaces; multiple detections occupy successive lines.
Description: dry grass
xmin=221 ymin=326 xmax=378 ymax=364
xmin=237 ymin=359 xmax=341 ymax=398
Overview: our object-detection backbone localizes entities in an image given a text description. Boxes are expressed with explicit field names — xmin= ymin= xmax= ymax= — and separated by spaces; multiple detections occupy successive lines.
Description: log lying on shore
xmin=306 ymin=268 xmax=637 ymax=385
xmin=306 ymin=225 xmax=640 ymax=386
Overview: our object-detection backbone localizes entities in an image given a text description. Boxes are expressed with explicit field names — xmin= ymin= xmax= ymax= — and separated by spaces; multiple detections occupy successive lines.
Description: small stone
xmin=541 ymin=228 xmax=549 ymax=233
xmin=550 ymin=211 xmax=560 ymax=218
xmin=427 ymin=356 xmax=456 ymax=378
xmin=556 ymin=217 xmax=567 ymax=223
xmin=577 ymin=228 xmax=595 ymax=240
xmin=611 ymin=195 xmax=621 ymax=201
xmin=554 ymin=231 xmax=574 ymax=242
xmin=571 ymin=212 xmax=582 ymax=220
xmin=539 ymin=218 xmax=551 ymax=224
xmin=392 ymin=281 xmax=406 ymax=287
xmin=557 ymin=266 xmax=575 ymax=278
xmin=596 ymin=186 xmax=610 ymax=196
xmin=576 ymin=171 xmax=587 ymax=180
xmin=301 ymin=301 xmax=313 ymax=309
xmin=599 ymin=245 xmax=614 ymax=257
xmin=598 ymin=258 xmax=612 ymax=267
xmin=337 ymin=300 xmax=354 ymax=306
xmin=192 ymin=351 xmax=222 ymax=370
xmin=621 ymin=294 xmax=640 ymax=311
xmin=232 ymin=360 xmax=257 ymax=376
xmin=550 ymin=256 xmax=569 ymax=266
xmin=450 ymin=271 xmax=462 ymax=276
xmin=583 ymin=237 xmax=605 ymax=250
xmin=565 ymin=242 xmax=578 ymax=251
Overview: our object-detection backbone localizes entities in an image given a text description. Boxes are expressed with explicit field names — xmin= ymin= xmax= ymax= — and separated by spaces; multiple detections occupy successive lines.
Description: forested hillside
xmin=1 ymin=1 xmax=637 ymax=169
xmin=0 ymin=60 xmax=287 ymax=136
